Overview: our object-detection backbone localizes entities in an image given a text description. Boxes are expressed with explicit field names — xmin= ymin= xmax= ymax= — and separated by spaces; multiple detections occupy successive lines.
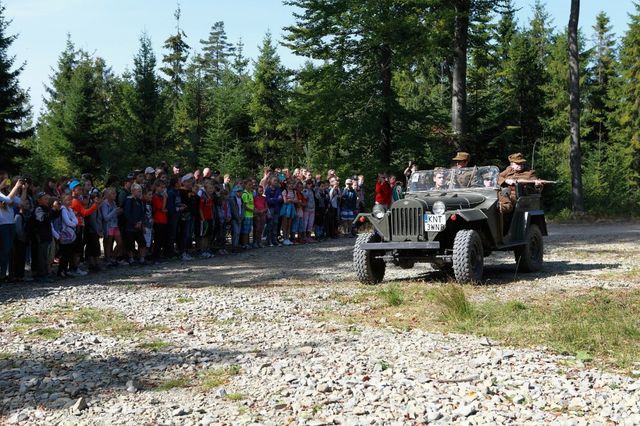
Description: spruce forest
xmin=1 ymin=0 xmax=639 ymax=215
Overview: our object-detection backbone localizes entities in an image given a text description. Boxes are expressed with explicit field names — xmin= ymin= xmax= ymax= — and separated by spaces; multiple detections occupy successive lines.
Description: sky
xmin=2 ymin=0 xmax=638 ymax=118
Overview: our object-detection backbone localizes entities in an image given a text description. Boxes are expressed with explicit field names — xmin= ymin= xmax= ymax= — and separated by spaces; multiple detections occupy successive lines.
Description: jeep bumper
xmin=360 ymin=241 xmax=441 ymax=250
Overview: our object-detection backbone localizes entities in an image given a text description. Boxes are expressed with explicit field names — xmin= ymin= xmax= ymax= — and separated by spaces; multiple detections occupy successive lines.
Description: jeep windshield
xmin=407 ymin=166 xmax=500 ymax=192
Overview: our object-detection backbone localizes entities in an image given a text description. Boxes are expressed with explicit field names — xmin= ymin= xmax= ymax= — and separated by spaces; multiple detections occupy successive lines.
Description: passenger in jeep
xmin=498 ymin=153 xmax=543 ymax=206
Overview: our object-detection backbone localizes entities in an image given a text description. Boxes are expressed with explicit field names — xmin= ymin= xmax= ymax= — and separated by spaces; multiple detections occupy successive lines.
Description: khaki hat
xmin=508 ymin=152 xmax=527 ymax=164
xmin=452 ymin=152 xmax=470 ymax=162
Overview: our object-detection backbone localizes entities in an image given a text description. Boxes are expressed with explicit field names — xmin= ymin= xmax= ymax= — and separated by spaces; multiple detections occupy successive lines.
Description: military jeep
xmin=353 ymin=166 xmax=547 ymax=284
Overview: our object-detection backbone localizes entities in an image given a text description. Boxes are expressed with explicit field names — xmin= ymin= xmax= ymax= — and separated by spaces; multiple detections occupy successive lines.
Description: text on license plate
xmin=424 ymin=214 xmax=446 ymax=232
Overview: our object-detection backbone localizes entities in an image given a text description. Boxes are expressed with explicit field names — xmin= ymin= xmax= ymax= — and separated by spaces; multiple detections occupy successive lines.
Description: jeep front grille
xmin=391 ymin=207 xmax=423 ymax=240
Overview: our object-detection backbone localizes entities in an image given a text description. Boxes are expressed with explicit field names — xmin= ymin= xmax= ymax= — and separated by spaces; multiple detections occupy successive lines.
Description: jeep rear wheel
xmin=515 ymin=224 xmax=543 ymax=272
xmin=453 ymin=229 xmax=484 ymax=283
xmin=353 ymin=233 xmax=386 ymax=285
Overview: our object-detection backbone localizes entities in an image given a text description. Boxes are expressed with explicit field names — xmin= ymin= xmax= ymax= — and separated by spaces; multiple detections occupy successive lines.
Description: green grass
xmin=377 ymin=284 xmax=405 ymax=307
xmin=0 ymin=308 xmax=16 ymax=323
xmin=154 ymin=376 xmax=192 ymax=391
xmin=225 ymin=392 xmax=246 ymax=401
xmin=340 ymin=283 xmax=640 ymax=372
xmin=15 ymin=316 xmax=42 ymax=325
xmin=139 ymin=340 xmax=171 ymax=351
xmin=29 ymin=327 xmax=62 ymax=340
xmin=0 ymin=352 xmax=11 ymax=360
xmin=176 ymin=297 xmax=194 ymax=304
xmin=432 ymin=284 xmax=473 ymax=321
xmin=199 ymin=365 xmax=241 ymax=390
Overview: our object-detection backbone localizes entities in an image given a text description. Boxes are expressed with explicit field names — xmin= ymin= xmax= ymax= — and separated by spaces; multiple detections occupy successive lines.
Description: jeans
xmin=231 ymin=220 xmax=241 ymax=248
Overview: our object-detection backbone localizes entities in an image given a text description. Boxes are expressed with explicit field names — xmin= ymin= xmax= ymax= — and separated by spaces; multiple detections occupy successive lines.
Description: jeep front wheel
xmin=353 ymin=233 xmax=386 ymax=285
xmin=515 ymin=224 xmax=543 ymax=272
xmin=453 ymin=229 xmax=484 ymax=283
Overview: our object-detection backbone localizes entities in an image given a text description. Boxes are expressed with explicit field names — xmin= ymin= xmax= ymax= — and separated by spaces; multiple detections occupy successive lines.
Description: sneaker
xmin=66 ymin=270 xmax=82 ymax=277
xmin=181 ymin=253 xmax=193 ymax=261
xmin=283 ymin=239 xmax=293 ymax=246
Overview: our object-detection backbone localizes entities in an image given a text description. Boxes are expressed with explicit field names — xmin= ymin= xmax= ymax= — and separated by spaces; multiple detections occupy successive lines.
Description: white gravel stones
xmin=0 ymin=223 xmax=639 ymax=424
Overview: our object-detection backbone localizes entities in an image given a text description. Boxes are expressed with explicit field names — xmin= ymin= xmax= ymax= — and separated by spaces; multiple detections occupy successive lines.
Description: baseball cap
xmin=144 ymin=166 xmax=155 ymax=174
xmin=181 ymin=173 xmax=194 ymax=183
xmin=35 ymin=191 xmax=47 ymax=200
xmin=68 ymin=180 xmax=81 ymax=190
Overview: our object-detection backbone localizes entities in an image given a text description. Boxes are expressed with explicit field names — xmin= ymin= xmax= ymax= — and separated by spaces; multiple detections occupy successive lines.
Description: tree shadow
xmin=0 ymin=239 xmax=355 ymax=303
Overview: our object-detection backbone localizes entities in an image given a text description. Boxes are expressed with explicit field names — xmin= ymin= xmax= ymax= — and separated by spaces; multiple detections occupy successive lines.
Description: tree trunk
xmin=568 ymin=0 xmax=585 ymax=213
xmin=380 ymin=43 xmax=393 ymax=167
xmin=451 ymin=0 xmax=469 ymax=148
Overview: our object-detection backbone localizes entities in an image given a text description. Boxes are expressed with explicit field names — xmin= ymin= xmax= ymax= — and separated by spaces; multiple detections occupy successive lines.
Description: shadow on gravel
xmin=0 ymin=239 xmax=355 ymax=303
xmin=0 ymin=344 xmax=258 ymax=413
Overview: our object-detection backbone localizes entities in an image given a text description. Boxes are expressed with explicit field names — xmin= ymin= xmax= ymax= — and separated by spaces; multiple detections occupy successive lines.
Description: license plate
xmin=424 ymin=214 xmax=446 ymax=232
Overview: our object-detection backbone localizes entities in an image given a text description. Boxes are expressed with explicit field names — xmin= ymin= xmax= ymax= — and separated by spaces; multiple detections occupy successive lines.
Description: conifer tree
xmin=0 ymin=2 xmax=33 ymax=171
xmin=161 ymin=6 xmax=190 ymax=105
xmin=249 ymin=32 xmax=290 ymax=166
xmin=199 ymin=21 xmax=235 ymax=84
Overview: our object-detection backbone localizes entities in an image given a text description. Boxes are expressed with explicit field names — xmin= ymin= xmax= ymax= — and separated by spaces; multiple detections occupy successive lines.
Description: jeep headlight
xmin=432 ymin=201 xmax=446 ymax=215
xmin=373 ymin=204 xmax=386 ymax=219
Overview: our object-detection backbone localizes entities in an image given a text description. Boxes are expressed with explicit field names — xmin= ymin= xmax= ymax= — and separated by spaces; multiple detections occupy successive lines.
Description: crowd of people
xmin=0 ymin=164 xmax=369 ymax=284
xmin=0 ymin=151 xmax=540 ymax=285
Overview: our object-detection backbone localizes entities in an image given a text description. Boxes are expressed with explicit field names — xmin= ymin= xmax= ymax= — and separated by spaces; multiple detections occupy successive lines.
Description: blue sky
xmin=2 ymin=0 xmax=637 ymax=118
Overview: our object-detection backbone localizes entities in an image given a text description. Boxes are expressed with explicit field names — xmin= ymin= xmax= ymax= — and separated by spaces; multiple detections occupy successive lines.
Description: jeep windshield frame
xmin=407 ymin=166 xmax=500 ymax=193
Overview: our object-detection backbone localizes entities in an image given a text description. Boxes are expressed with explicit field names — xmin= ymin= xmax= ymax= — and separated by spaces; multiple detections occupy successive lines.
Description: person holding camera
xmin=404 ymin=161 xmax=418 ymax=186
xmin=0 ymin=178 xmax=25 ymax=282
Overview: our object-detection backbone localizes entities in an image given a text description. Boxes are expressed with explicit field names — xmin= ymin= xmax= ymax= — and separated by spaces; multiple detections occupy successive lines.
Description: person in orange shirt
xmin=69 ymin=180 xmax=100 ymax=276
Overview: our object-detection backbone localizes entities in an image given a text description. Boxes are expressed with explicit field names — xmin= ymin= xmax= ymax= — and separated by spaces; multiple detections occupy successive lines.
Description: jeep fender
xmin=524 ymin=210 xmax=548 ymax=236
xmin=455 ymin=209 xmax=500 ymax=247
xmin=354 ymin=213 xmax=390 ymax=237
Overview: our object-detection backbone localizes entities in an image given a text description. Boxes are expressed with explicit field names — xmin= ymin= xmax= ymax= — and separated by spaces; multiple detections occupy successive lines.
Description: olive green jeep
xmin=353 ymin=166 xmax=547 ymax=284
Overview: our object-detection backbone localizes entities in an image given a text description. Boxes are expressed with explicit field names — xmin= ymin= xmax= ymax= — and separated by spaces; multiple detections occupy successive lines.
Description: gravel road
xmin=1 ymin=222 xmax=639 ymax=425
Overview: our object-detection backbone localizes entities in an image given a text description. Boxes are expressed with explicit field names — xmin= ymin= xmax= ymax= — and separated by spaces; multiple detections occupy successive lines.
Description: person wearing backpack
xmin=57 ymin=194 xmax=78 ymax=278
xmin=32 ymin=192 xmax=60 ymax=282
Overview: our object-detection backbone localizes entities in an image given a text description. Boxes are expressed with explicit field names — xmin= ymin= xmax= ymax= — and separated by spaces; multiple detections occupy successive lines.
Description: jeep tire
xmin=354 ymin=232 xmax=386 ymax=285
xmin=453 ymin=229 xmax=484 ymax=283
xmin=515 ymin=224 xmax=543 ymax=272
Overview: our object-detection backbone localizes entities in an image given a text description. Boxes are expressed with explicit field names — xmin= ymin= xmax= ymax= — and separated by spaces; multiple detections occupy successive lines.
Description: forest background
xmin=0 ymin=0 xmax=639 ymax=215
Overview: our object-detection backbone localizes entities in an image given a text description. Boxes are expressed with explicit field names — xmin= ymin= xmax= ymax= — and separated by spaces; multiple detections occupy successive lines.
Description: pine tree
xmin=249 ymin=32 xmax=290 ymax=166
xmin=609 ymin=2 xmax=640 ymax=207
xmin=132 ymin=32 xmax=164 ymax=154
xmin=199 ymin=21 xmax=235 ymax=84
xmin=0 ymin=2 xmax=33 ymax=171
xmin=160 ymin=6 xmax=190 ymax=105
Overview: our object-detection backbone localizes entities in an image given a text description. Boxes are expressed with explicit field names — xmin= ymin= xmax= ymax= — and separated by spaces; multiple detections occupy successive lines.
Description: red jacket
xmin=375 ymin=181 xmax=392 ymax=207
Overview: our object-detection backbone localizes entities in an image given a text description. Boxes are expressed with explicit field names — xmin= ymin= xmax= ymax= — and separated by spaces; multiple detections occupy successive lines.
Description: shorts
xmin=106 ymin=227 xmax=120 ymax=237
xmin=340 ymin=209 xmax=355 ymax=221
xmin=279 ymin=203 xmax=295 ymax=218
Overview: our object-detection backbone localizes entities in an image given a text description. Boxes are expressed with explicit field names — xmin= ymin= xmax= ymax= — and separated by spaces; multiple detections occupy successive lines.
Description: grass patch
xmin=377 ymin=284 xmax=405 ymax=307
xmin=15 ymin=316 xmax=42 ymax=325
xmin=341 ymin=283 xmax=640 ymax=372
xmin=199 ymin=365 xmax=241 ymax=390
xmin=155 ymin=376 xmax=192 ymax=391
xmin=176 ymin=297 xmax=194 ymax=304
xmin=225 ymin=392 xmax=246 ymax=401
xmin=432 ymin=284 xmax=473 ymax=321
xmin=0 ymin=352 xmax=11 ymax=360
xmin=0 ymin=308 xmax=16 ymax=323
xmin=29 ymin=327 xmax=62 ymax=340
xmin=139 ymin=340 xmax=171 ymax=351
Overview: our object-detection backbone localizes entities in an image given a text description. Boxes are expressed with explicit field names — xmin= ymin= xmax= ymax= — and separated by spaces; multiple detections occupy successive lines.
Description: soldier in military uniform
xmin=498 ymin=153 xmax=543 ymax=211
xmin=450 ymin=152 xmax=478 ymax=188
